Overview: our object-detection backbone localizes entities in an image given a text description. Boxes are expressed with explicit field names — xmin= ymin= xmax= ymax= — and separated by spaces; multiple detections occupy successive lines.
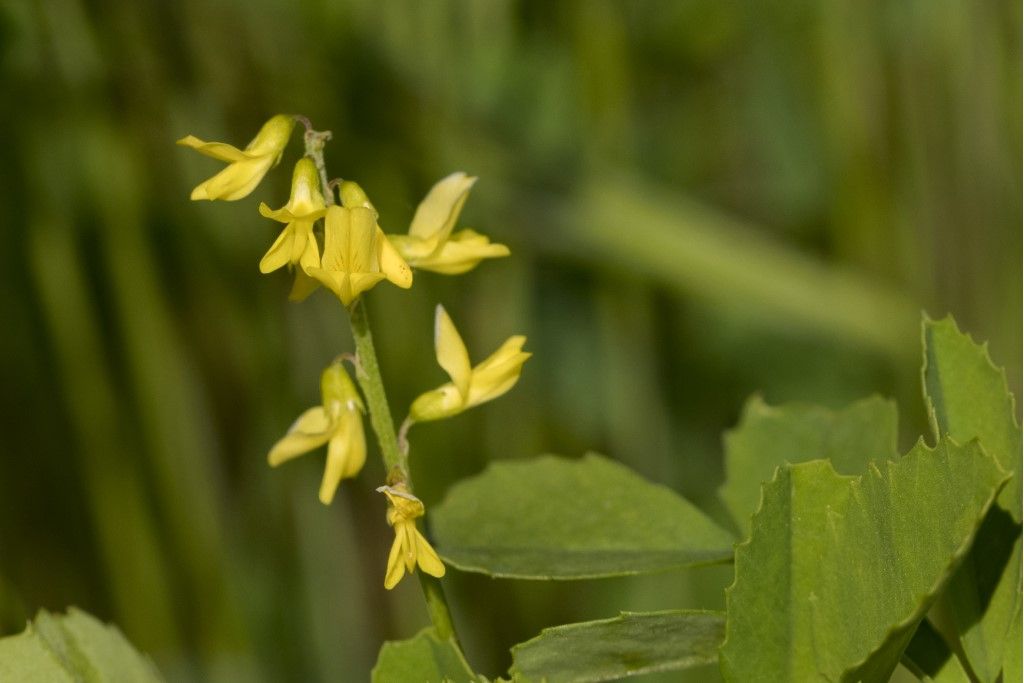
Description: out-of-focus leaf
xmin=509 ymin=610 xmax=724 ymax=683
xmin=371 ymin=627 xmax=482 ymax=682
xmin=718 ymin=395 xmax=898 ymax=537
xmin=923 ymin=315 xmax=1023 ymax=682
xmin=432 ymin=453 xmax=734 ymax=579
xmin=719 ymin=439 xmax=1008 ymax=682
xmin=902 ymin=619 xmax=971 ymax=683
xmin=0 ymin=608 xmax=164 ymax=682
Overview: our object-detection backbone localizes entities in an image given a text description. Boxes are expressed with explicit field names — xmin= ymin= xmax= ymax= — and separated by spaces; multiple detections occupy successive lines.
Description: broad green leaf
xmin=718 ymin=395 xmax=898 ymax=537
xmin=720 ymin=439 xmax=1008 ymax=683
xmin=432 ymin=453 xmax=734 ymax=579
xmin=922 ymin=315 xmax=1023 ymax=682
xmin=902 ymin=619 xmax=971 ymax=683
xmin=0 ymin=608 xmax=164 ymax=682
xmin=371 ymin=627 xmax=482 ymax=682
xmin=922 ymin=315 xmax=1021 ymax=520
xmin=509 ymin=610 xmax=724 ymax=683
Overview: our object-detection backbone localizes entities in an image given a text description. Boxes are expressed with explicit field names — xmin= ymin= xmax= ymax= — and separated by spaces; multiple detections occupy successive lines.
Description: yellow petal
xmin=434 ymin=305 xmax=471 ymax=399
xmin=408 ymin=384 xmax=465 ymax=422
xmin=318 ymin=416 xmax=365 ymax=504
xmin=348 ymin=207 xmax=380 ymax=275
xmin=192 ymin=154 xmax=276 ymax=201
xmin=408 ymin=172 xmax=476 ymax=246
xmin=402 ymin=523 xmax=418 ymax=571
xmin=414 ymin=529 xmax=446 ymax=578
xmin=377 ymin=231 xmax=413 ymax=288
xmin=284 ymin=158 xmax=326 ymax=216
xmin=384 ymin=532 xmax=406 ymax=590
xmin=467 ymin=336 xmax=530 ymax=409
xmin=268 ymin=406 xmax=333 ymax=466
xmin=412 ymin=229 xmax=510 ymax=275
xmin=386 ymin=234 xmax=437 ymax=262
xmin=321 ymin=363 xmax=364 ymax=411
xmin=176 ymin=136 xmax=248 ymax=162
xmin=339 ymin=180 xmax=378 ymax=215
xmin=244 ymin=114 xmax=296 ymax=156
xmin=378 ymin=485 xmax=426 ymax=520
xmin=288 ymin=270 xmax=320 ymax=301
xmin=259 ymin=225 xmax=295 ymax=274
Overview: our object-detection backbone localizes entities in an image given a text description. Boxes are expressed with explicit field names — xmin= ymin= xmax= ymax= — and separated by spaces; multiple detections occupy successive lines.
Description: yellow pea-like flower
xmin=177 ymin=114 xmax=294 ymax=201
xmin=387 ymin=172 xmax=509 ymax=275
xmin=257 ymin=158 xmax=328 ymax=300
xmin=338 ymin=181 xmax=413 ymax=290
xmin=377 ymin=483 xmax=445 ymax=589
xmin=268 ymin=362 xmax=366 ymax=504
xmin=309 ymin=206 xmax=412 ymax=306
xmin=409 ymin=305 xmax=530 ymax=422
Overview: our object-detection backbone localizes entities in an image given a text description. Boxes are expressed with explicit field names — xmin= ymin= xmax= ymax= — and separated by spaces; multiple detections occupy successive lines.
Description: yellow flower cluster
xmin=178 ymin=114 xmax=528 ymax=590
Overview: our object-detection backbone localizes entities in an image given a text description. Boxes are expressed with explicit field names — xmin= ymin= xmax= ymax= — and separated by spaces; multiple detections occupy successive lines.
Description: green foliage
xmin=718 ymin=395 xmax=898 ymax=537
xmin=431 ymin=453 xmax=734 ymax=579
xmin=719 ymin=439 xmax=1008 ymax=682
xmin=0 ymin=608 xmax=163 ymax=682
xmin=371 ymin=628 xmax=482 ymax=683
xmin=902 ymin=620 xmax=971 ymax=683
xmin=509 ymin=610 xmax=724 ymax=683
xmin=922 ymin=315 xmax=1023 ymax=683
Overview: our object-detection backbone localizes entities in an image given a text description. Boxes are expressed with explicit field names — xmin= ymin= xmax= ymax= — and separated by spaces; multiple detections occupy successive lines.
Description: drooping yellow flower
xmin=339 ymin=180 xmax=413 ymax=290
xmin=378 ymin=483 xmax=445 ymax=589
xmin=268 ymin=362 xmax=366 ymax=504
xmin=258 ymin=158 xmax=327 ymax=300
xmin=387 ymin=172 xmax=509 ymax=275
xmin=308 ymin=206 xmax=412 ymax=306
xmin=409 ymin=305 xmax=530 ymax=422
xmin=177 ymin=114 xmax=294 ymax=201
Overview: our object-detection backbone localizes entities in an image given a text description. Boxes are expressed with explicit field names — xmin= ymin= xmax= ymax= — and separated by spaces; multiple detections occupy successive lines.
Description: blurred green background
xmin=1 ymin=0 xmax=1020 ymax=680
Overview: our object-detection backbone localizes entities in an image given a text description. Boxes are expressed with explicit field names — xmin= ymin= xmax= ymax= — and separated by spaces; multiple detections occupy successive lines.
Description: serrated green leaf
xmin=719 ymin=439 xmax=1008 ymax=683
xmin=432 ymin=453 xmax=734 ymax=579
xmin=0 ymin=608 xmax=164 ymax=682
xmin=372 ymin=627 xmax=482 ymax=683
xmin=509 ymin=610 xmax=724 ymax=683
xmin=922 ymin=315 xmax=1021 ymax=520
xmin=922 ymin=315 xmax=1023 ymax=682
xmin=718 ymin=395 xmax=898 ymax=538
xmin=902 ymin=619 xmax=971 ymax=683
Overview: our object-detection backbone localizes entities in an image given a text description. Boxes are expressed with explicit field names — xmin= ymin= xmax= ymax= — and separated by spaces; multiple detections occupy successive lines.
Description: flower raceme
xmin=268 ymin=362 xmax=366 ymax=505
xmin=378 ymin=483 xmax=445 ymax=589
xmin=177 ymin=114 xmax=294 ymax=201
xmin=409 ymin=305 xmax=530 ymax=422
xmin=309 ymin=205 xmax=412 ymax=306
xmin=258 ymin=158 xmax=327 ymax=300
xmin=387 ymin=172 xmax=510 ymax=275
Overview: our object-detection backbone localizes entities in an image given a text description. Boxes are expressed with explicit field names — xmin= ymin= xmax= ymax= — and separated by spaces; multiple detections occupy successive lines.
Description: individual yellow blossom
xmin=268 ymin=362 xmax=366 ymax=504
xmin=339 ymin=180 xmax=413 ymax=290
xmin=258 ymin=158 xmax=327 ymax=300
xmin=309 ymin=206 xmax=412 ymax=306
xmin=387 ymin=172 xmax=509 ymax=275
xmin=177 ymin=114 xmax=294 ymax=201
xmin=409 ymin=305 xmax=530 ymax=422
xmin=378 ymin=483 xmax=445 ymax=589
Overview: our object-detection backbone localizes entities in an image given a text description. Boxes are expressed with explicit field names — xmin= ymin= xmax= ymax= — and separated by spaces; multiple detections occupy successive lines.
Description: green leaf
xmin=922 ymin=315 xmax=1021 ymax=520
xmin=718 ymin=395 xmax=898 ymax=537
xmin=432 ymin=453 xmax=734 ymax=579
xmin=902 ymin=619 xmax=971 ymax=683
xmin=509 ymin=610 xmax=724 ymax=683
xmin=372 ymin=627 xmax=482 ymax=683
xmin=0 ymin=608 xmax=164 ymax=682
xmin=719 ymin=438 xmax=1008 ymax=682
xmin=922 ymin=315 xmax=1023 ymax=682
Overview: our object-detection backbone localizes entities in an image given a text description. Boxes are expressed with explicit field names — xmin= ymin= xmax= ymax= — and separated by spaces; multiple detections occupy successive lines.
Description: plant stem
xmin=347 ymin=297 xmax=459 ymax=643
xmin=303 ymin=118 xmax=460 ymax=644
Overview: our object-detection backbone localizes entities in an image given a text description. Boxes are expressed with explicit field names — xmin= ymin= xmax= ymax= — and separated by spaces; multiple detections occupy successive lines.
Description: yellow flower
xmin=378 ymin=483 xmax=445 ymax=589
xmin=257 ymin=157 xmax=326 ymax=268
xmin=339 ymin=180 xmax=414 ymax=290
xmin=309 ymin=206 xmax=412 ymax=306
xmin=387 ymin=172 xmax=509 ymax=275
xmin=268 ymin=362 xmax=366 ymax=504
xmin=177 ymin=114 xmax=294 ymax=201
xmin=409 ymin=305 xmax=530 ymax=422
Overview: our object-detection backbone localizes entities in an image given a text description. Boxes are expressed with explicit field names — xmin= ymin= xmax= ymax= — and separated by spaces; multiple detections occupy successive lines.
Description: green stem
xmin=347 ymin=298 xmax=458 ymax=643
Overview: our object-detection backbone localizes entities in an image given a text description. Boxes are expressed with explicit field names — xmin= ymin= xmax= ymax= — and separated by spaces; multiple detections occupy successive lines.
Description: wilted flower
xmin=378 ymin=483 xmax=445 ymax=589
